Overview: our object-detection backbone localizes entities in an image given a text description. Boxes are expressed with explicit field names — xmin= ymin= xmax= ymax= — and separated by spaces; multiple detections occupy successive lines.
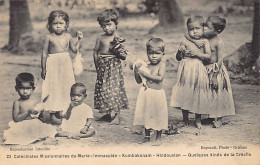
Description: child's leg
xmin=195 ymin=114 xmax=202 ymax=129
xmin=139 ymin=128 xmax=151 ymax=144
xmin=152 ymin=130 xmax=162 ymax=146
xmin=56 ymin=131 xmax=80 ymax=140
xmin=213 ymin=117 xmax=223 ymax=128
xmin=79 ymin=127 xmax=96 ymax=138
xmin=50 ymin=112 xmax=62 ymax=125
xmin=109 ymin=111 xmax=120 ymax=125
xmin=96 ymin=111 xmax=112 ymax=122
xmin=182 ymin=110 xmax=189 ymax=125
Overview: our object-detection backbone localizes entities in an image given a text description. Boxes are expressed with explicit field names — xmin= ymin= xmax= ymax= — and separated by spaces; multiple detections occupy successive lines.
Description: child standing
xmin=134 ymin=38 xmax=168 ymax=146
xmin=4 ymin=73 xmax=57 ymax=145
xmin=170 ymin=16 xmax=211 ymax=129
xmin=193 ymin=16 xmax=235 ymax=127
xmin=41 ymin=10 xmax=83 ymax=124
xmin=56 ymin=83 xmax=96 ymax=139
xmin=93 ymin=9 xmax=128 ymax=125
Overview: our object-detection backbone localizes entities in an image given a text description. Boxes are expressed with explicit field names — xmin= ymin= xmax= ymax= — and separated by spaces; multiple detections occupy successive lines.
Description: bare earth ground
xmin=0 ymin=9 xmax=259 ymax=164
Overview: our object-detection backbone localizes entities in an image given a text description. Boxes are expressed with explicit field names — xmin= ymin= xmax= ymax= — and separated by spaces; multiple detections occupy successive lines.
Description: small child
xmin=170 ymin=15 xmax=211 ymax=129
xmin=134 ymin=38 xmax=168 ymax=146
xmin=4 ymin=73 xmax=57 ymax=145
xmin=93 ymin=9 xmax=128 ymax=125
xmin=56 ymin=83 xmax=96 ymax=139
xmin=187 ymin=16 xmax=235 ymax=127
xmin=41 ymin=10 xmax=83 ymax=125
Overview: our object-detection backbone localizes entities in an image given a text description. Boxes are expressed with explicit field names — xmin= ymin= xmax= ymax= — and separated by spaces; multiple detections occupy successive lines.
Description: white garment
xmin=134 ymin=87 xmax=168 ymax=130
xmin=42 ymin=52 xmax=75 ymax=111
xmin=4 ymin=119 xmax=57 ymax=145
xmin=60 ymin=103 xmax=93 ymax=134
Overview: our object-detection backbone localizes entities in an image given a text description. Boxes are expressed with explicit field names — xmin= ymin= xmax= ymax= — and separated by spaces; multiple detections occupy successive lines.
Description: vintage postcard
xmin=0 ymin=0 xmax=259 ymax=164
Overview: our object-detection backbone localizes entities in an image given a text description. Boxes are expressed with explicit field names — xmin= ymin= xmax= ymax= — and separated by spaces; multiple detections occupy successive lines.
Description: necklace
xmin=53 ymin=33 xmax=69 ymax=50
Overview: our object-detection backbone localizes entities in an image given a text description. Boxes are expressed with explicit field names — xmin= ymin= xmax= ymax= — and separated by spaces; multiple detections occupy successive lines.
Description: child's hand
xmin=178 ymin=45 xmax=186 ymax=52
xmin=194 ymin=40 xmax=205 ymax=48
xmin=41 ymin=69 xmax=46 ymax=80
xmin=77 ymin=31 xmax=83 ymax=40
xmin=70 ymin=101 xmax=77 ymax=107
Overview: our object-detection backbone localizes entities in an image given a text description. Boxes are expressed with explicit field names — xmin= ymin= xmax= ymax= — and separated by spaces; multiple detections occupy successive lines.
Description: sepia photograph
xmin=0 ymin=0 xmax=259 ymax=164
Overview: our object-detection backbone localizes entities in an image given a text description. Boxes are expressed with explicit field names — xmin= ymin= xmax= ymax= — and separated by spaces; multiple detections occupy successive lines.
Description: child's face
xmin=70 ymin=87 xmax=86 ymax=106
xmin=147 ymin=47 xmax=164 ymax=65
xmin=101 ymin=21 xmax=116 ymax=35
xmin=203 ymin=21 xmax=216 ymax=38
xmin=51 ymin=17 xmax=67 ymax=35
xmin=16 ymin=82 xmax=34 ymax=100
xmin=188 ymin=21 xmax=203 ymax=40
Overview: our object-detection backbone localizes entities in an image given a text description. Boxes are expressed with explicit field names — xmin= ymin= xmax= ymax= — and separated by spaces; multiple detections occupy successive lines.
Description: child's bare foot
xmin=213 ymin=120 xmax=222 ymax=128
xmin=43 ymin=138 xmax=58 ymax=145
xmin=67 ymin=134 xmax=80 ymax=140
xmin=152 ymin=139 xmax=162 ymax=146
xmin=138 ymin=137 xmax=150 ymax=144
xmin=195 ymin=121 xmax=202 ymax=129
xmin=109 ymin=114 xmax=120 ymax=125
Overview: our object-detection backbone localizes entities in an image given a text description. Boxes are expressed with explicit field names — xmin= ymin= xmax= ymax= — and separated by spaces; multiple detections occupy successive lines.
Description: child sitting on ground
xmin=4 ymin=73 xmax=57 ymax=145
xmin=56 ymin=83 xmax=96 ymax=139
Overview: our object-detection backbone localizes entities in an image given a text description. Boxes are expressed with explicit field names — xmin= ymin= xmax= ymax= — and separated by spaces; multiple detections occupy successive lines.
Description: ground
xmin=0 ymin=1 xmax=259 ymax=160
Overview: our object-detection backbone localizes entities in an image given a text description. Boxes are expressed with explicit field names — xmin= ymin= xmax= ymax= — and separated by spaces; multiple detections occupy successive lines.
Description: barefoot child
xmin=134 ymin=38 xmax=168 ymax=146
xmin=170 ymin=16 xmax=211 ymax=129
xmin=188 ymin=16 xmax=235 ymax=127
xmin=4 ymin=73 xmax=57 ymax=145
xmin=93 ymin=9 xmax=128 ymax=125
xmin=41 ymin=10 xmax=83 ymax=124
xmin=56 ymin=83 xmax=96 ymax=139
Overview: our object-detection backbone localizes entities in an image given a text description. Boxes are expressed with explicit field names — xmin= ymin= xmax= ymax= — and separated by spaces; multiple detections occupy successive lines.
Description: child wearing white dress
xmin=170 ymin=16 xmax=211 ymax=129
xmin=41 ymin=10 xmax=83 ymax=124
xmin=56 ymin=83 xmax=96 ymax=139
xmin=4 ymin=73 xmax=57 ymax=145
xmin=134 ymin=38 xmax=168 ymax=146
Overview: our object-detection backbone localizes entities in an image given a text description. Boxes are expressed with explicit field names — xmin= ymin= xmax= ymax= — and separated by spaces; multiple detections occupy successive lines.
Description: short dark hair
xmin=97 ymin=9 xmax=119 ymax=26
xmin=70 ymin=83 xmax=87 ymax=95
xmin=15 ymin=72 xmax=35 ymax=88
xmin=146 ymin=38 xmax=165 ymax=53
xmin=206 ymin=16 xmax=226 ymax=34
xmin=47 ymin=10 xmax=69 ymax=33
xmin=187 ymin=15 xmax=204 ymax=27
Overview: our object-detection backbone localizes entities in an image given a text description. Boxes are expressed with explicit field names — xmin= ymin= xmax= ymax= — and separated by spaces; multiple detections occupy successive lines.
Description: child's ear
xmin=84 ymin=94 xmax=87 ymax=98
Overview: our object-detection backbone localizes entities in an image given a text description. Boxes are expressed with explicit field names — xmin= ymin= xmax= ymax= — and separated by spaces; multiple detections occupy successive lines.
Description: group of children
xmin=3 ymin=9 xmax=235 ymax=146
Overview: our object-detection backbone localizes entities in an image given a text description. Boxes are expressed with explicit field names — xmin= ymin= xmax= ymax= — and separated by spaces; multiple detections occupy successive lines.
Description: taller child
xmin=93 ymin=9 xmax=128 ymax=125
xmin=41 ymin=10 xmax=83 ymax=124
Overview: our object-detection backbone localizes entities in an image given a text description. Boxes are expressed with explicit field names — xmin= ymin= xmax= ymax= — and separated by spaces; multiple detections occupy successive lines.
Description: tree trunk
xmin=149 ymin=0 xmax=184 ymax=33
xmin=224 ymin=1 xmax=260 ymax=84
xmin=251 ymin=0 xmax=259 ymax=60
xmin=5 ymin=0 xmax=32 ymax=51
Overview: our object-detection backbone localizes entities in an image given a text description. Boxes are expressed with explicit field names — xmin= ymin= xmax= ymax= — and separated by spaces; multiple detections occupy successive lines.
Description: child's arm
xmin=215 ymin=39 xmax=225 ymax=67
xmin=185 ymin=33 xmax=205 ymax=48
xmin=190 ymin=40 xmax=211 ymax=62
xmin=12 ymin=101 xmax=31 ymax=122
xmin=139 ymin=62 xmax=166 ymax=83
xmin=80 ymin=118 xmax=92 ymax=134
xmin=41 ymin=35 xmax=49 ymax=80
xmin=69 ymin=31 xmax=83 ymax=53
xmin=93 ymin=36 xmax=101 ymax=69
